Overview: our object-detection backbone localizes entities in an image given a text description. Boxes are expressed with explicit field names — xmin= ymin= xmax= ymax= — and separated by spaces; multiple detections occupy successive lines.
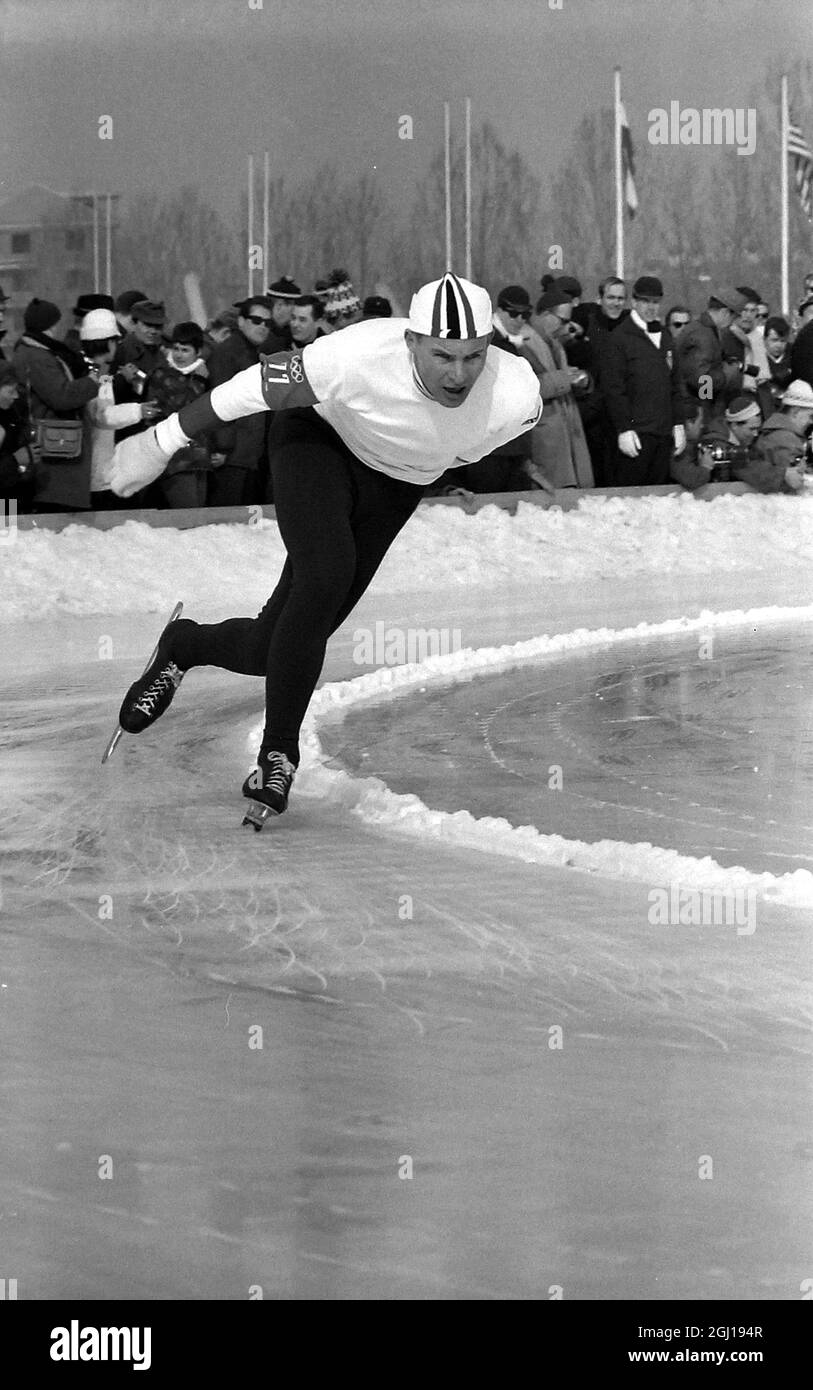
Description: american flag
xmin=788 ymin=110 xmax=813 ymax=221
xmin=618 ymin=101 xmax=638 ymax=219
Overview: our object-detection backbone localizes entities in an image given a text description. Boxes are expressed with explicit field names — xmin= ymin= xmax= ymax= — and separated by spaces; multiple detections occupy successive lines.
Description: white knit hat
xmin=782 ymin=379 xmax=813 ymax=410
xmin=408 ymin=272 xmax=492 ymax=339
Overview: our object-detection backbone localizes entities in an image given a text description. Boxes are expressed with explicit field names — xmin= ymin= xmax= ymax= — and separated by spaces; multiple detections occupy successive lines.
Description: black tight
xmin=172 ymin=411 xmax=425 ymax=764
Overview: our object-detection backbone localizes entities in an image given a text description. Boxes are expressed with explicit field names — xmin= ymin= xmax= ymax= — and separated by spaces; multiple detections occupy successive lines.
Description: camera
xmin=698 ymin=441 xmax=751 ymax=482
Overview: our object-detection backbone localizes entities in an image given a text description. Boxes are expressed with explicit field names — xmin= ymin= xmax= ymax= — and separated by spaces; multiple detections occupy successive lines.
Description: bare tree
xmin=115 ymin=185 xmax=243 ymax=321
xmin=391 ymin=121 xmax=542 ymax=303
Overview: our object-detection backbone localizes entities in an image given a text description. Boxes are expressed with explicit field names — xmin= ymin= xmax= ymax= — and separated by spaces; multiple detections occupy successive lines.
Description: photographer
xmin=696 ymin=395 xmax=761 ymax=483
xmin=744 ymin=380 xmax=813 ymax=494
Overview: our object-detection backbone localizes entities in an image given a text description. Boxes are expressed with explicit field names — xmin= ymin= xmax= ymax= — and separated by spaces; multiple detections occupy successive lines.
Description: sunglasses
xmin=671 ymin=318 xmax=690 ymax=328
xmin=754 ymin=311 xmax=768 ymax=320
xmin=244 ymin=314 xmax=272 ymax=327
xmin=503 ymin=307 xmax=530 ymax=319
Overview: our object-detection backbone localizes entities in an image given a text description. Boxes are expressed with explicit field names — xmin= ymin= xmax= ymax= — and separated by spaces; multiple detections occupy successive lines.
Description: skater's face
xmin=404 ymin=330 xmax=491 ymax=408
xmin=0 ymin=381 xmax=19 ymax=408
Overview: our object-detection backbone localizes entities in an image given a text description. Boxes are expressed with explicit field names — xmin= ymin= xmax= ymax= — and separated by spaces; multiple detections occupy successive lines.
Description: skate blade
xmin=241 ymin=799 xmax=279 ymax=832
xmin=101 ymin=726 xmax=123 ymax=765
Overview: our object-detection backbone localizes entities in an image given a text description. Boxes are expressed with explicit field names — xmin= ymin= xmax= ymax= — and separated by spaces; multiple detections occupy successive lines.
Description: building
xmin=0 ymin=185 xmax=118 ymax=339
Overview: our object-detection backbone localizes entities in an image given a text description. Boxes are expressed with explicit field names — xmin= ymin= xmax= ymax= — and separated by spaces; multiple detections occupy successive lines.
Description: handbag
xmin=36 ymin=418 xmax=83 ymax=458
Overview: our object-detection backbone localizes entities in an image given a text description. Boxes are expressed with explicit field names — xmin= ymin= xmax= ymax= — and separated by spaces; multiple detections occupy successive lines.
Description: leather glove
xmin=618 ymin=430 xmax=642 ymax=458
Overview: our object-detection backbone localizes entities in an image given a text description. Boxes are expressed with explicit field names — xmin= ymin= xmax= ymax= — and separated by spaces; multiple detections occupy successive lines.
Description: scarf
xmin=166 ymin=352 xmax=206 ymax=376
xmin=19 ymin=329 xmax=89 ymax=378
xmin=492 ymin=311 xmax=526 ymax=348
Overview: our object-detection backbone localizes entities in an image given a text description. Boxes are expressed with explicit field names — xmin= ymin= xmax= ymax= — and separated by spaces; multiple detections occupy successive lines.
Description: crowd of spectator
xmin=1 ymin=261 xmax=812 ymax=515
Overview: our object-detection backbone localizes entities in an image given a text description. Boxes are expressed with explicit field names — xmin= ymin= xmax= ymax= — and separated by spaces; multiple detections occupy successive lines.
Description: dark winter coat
xmin=756 ymin=349 xmax=793 ymax=419
xmin=0 ymin=400 xmax=39 ymax=504
xmin=570 ymin=303 xmax=628 ymax=381
xmin=207 ymin=331 xmax=268 ymax=473
xmin=743 ymin=411 xmax=808 ymax=493
xmin=674 ymin=312 xmax=741 ymax=417
xmin=599 ymin=315 xmax=685 ymax=438
xmin=12 ymin=334 xmax=98 ymax=509
xmin=148 ymin=357 xmax=214 ymax=476
xmin=790 ymin=320 xmax=813 ymax=388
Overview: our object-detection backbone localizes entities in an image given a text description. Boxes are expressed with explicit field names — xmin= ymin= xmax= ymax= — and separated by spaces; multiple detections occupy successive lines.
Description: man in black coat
xmin=0 ymin=282 xmax=10 ymax=360
xmin=599 ymin=275 xmax=686 ymax=486
xmin=790 ymin=295 xmax=813 ymax=388
xmin=570 ymin=276 xmax=630 ymax=484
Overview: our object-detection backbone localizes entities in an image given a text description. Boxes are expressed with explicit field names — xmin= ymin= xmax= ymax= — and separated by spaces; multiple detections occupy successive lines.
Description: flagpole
xmin=262 ymin=150 xmax=269 ymax=295
xmin=105 ymin=193 xmax=112 ymax=296
xmin=464 ymin=96 xmax=472 ymax=279
xmin=614 ymin=69 xmax=624 ymax=281
xmin=92 ymin=193 xmax=100 ymax=293
xmin=444 ymin=101 xmax=452 ymax=271
xmin=781 ymin=74 xmax=789 ymax=318
xmin=247 ymin=154 xmax=254 ymax=297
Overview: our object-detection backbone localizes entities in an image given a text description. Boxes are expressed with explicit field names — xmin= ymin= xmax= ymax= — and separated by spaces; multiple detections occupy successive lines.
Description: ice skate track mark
xmin=248 ymin=605 xmax=813 ymax=908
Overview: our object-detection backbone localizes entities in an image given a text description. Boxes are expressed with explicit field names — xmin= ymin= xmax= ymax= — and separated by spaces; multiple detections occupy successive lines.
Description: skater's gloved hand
xmin=672 ymin=424 xmax=686 ymax=454
xmin=618 ymin=430 xmax=642 ymax=458
xmin=110 ymin=415 xmax=188 ymax=497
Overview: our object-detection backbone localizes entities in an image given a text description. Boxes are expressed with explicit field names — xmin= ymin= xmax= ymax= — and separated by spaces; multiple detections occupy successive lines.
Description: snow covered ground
xmin=1 ymin=493 xmax=811 ymax=1299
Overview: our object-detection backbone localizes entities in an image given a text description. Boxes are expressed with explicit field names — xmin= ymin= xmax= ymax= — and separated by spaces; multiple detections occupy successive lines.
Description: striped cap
xmin=408 ymin=272 xmax=492 ymax=339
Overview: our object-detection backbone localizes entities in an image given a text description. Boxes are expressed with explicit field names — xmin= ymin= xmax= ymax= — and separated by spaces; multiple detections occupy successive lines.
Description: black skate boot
xmin=241 ymin=750 xmax=296 ymax=831
xmin=118 ymin=621 xmax=188 ymax=734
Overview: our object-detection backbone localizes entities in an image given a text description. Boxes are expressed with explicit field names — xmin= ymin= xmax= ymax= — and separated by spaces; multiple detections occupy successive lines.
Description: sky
xmin=0 ymin=0 xmax=810 ymax=263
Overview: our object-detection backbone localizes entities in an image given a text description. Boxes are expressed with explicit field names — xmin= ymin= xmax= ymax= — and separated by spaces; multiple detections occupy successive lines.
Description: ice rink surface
xmin=1 ymin=561 xmax=812 ymax=1300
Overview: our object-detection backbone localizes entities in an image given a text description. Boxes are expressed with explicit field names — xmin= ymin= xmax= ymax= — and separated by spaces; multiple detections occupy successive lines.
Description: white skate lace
xmin=133 ymin=662 xmax=183 ymax=716
xmin=262 ymin=753 xmax=295 ymax=794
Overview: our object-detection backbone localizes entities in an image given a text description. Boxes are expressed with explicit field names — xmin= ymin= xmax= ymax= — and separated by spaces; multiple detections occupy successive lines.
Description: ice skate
xmin=241 ymin=751 xmax=296 ymax=831
xmin=102 ymin=601 xmax=186 ymax=762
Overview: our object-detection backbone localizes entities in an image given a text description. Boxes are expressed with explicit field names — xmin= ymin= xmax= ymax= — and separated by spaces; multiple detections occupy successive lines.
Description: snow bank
xmin=3 ymin=491 xmax=812 ymax=622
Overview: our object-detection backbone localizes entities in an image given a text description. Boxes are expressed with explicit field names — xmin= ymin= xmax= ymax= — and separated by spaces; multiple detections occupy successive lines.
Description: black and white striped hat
xmin=408 ymin=272 xmax=492 ymax=339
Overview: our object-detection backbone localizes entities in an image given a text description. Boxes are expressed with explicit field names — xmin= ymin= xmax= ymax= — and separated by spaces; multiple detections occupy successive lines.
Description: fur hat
xmin=72 ymin=293 xmax=115 ymax=318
